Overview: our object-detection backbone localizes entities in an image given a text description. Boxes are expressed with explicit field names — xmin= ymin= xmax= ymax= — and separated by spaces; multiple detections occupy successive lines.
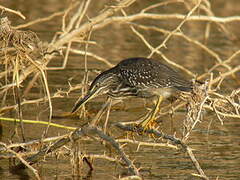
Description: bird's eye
xmin=94 ymin=83 xmax=100 ymax=88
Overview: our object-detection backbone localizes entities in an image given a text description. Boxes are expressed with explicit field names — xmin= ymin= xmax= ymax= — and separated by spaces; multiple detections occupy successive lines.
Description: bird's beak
xmin=71 ymin=88 xmax=99 ymax=114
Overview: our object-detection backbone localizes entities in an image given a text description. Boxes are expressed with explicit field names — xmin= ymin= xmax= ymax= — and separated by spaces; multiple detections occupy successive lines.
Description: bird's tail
xmin=175 ymin=85 xmax=192 ymax=92
xmin=175 ymin=79 xmax=203 ymax=92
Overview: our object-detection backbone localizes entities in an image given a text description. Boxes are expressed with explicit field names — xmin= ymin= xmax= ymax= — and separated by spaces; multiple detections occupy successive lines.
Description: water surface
xmin=0 ymin=0 xmax=239 ymax=179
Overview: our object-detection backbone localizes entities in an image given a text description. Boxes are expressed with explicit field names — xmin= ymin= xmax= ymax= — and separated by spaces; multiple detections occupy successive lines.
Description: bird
xmin=71 ymin=57 xmax=192 ymax=129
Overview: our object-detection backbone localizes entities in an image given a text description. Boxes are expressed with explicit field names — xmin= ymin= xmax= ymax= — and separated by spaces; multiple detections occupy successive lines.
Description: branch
xmin=0 ymin=5 xmax=25 ymax=19
xmin=15 ymin=125 xmax=140 ymax=176
xmin=53 ymin=0 xmax=136 ymax=48
xmin=114 ymin=123 xmax=209 ymax=179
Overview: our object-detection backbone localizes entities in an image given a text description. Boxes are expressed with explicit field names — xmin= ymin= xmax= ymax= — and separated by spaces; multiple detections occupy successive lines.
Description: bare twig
xmin=148 ymin=0 xmax=203 ymax=58
xmin=14 ymin=11 xmax=64 ymax=29
xmin=0 ymin=5 xmax=25 ymax=19
xmin=0 ymin=142 xmax=40 ymax=180
xmin=15 ymin=125 xmax=140 ymax=176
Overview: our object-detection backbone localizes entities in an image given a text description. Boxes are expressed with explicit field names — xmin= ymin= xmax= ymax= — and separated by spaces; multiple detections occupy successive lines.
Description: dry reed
xmin=0 ymin=0 xmax=239 ymax=179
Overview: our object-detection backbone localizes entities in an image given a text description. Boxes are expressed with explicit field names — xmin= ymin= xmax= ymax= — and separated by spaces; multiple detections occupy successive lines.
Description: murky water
xmin=0 ymin=0 xmax=240 ymax=179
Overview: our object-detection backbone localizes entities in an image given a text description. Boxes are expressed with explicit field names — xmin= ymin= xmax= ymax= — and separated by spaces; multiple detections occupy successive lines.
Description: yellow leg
xmin=139 ymin=95 xmax=163 ymax=129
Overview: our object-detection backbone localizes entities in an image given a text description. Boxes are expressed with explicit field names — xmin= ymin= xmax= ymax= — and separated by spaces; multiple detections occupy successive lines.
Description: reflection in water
xmin=0 ymin=0 xmax=240 ymax=179
xmin=0 ymin=161 xmax=30 ymax=180
xmin=9 ymin=167 xmax=30 ymax=180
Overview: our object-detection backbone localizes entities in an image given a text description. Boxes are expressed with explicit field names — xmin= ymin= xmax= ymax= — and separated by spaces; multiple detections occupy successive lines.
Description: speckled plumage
xmin=118 ymin=57 xmax=192 ymax=91
xmin=71 ymin=57 xmax=192 ymax=113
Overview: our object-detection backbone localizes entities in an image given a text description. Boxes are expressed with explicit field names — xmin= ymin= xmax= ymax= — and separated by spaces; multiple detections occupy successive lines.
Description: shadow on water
xmin=0 ymin=162 xmax=30 ymax=180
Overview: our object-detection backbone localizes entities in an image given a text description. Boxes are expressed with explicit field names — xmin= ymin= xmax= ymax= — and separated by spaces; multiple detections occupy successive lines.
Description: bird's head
xmin=71 ymin=70 xmax=118 ymax=113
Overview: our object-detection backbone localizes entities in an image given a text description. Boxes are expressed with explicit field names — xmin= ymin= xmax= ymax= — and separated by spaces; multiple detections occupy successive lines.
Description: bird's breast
xmin=140 ymin=87 xmax=175 ymax=99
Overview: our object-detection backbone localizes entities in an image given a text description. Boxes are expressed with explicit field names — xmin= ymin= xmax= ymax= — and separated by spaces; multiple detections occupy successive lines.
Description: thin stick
xmin=114 ymin=123 xmax=208 ymax=179
xmin=104 ymin=98 xmax=112 ymax=134
xmin=90 ymin=97 xmax=112 ymax=126
xmin=141 ymin=0 xmax=184 ymax=13
xmin=121 ymin=10 xmax=194 ymax=77
xmin=186 ymin=147 xmax=209 ymax=180
xmin=131 ymin=23 xmax=223 ymax=64
xmin=0 ymin=5 xmax=25 ymax=19
xmin=14 ymin=11 xmax=64 ymax=29
xmin=0 ymin=116 xmax=76 ymax=130
xmin=0 ymin=142 xmax=40 ymax=180
xmin=96 ymin=13 xmax=240 ymax=28
xmin=25 ymin=55 xmax=52 ymax=137
xmin=116 ymin=139 xmax=178 ymax=150
xmin=67 ymin=48 xmax=114 ymax=67
xmin=75 ymin=0 xmax=92 ymax=28
xmin=148 ymin=0 xmax=203 ymax=58
xmin=14 ymin=125 xmax=140 ymax=176
xmin=54 ymin=0 xmax=137 ymax=48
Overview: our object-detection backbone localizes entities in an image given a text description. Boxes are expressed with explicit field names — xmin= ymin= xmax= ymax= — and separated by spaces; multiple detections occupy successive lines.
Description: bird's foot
xmin=71 ymin=108 xmax=93 ymax=119
xmin=136 ymin=117 xmax=158 ymax=132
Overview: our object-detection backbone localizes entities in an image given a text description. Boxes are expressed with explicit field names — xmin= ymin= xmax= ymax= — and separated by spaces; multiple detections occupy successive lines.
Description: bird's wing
xmin=118 ymin=57 xmax=192 ymax=91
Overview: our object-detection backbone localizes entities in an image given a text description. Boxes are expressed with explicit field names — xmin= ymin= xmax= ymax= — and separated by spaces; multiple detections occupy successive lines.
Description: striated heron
xmin=71 ymin=57 xmax=192 ymax=129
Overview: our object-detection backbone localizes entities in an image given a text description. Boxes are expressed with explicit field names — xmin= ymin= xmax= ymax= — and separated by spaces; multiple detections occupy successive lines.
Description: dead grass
xmin=0 ymin=0 xmax=239 ymax=179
